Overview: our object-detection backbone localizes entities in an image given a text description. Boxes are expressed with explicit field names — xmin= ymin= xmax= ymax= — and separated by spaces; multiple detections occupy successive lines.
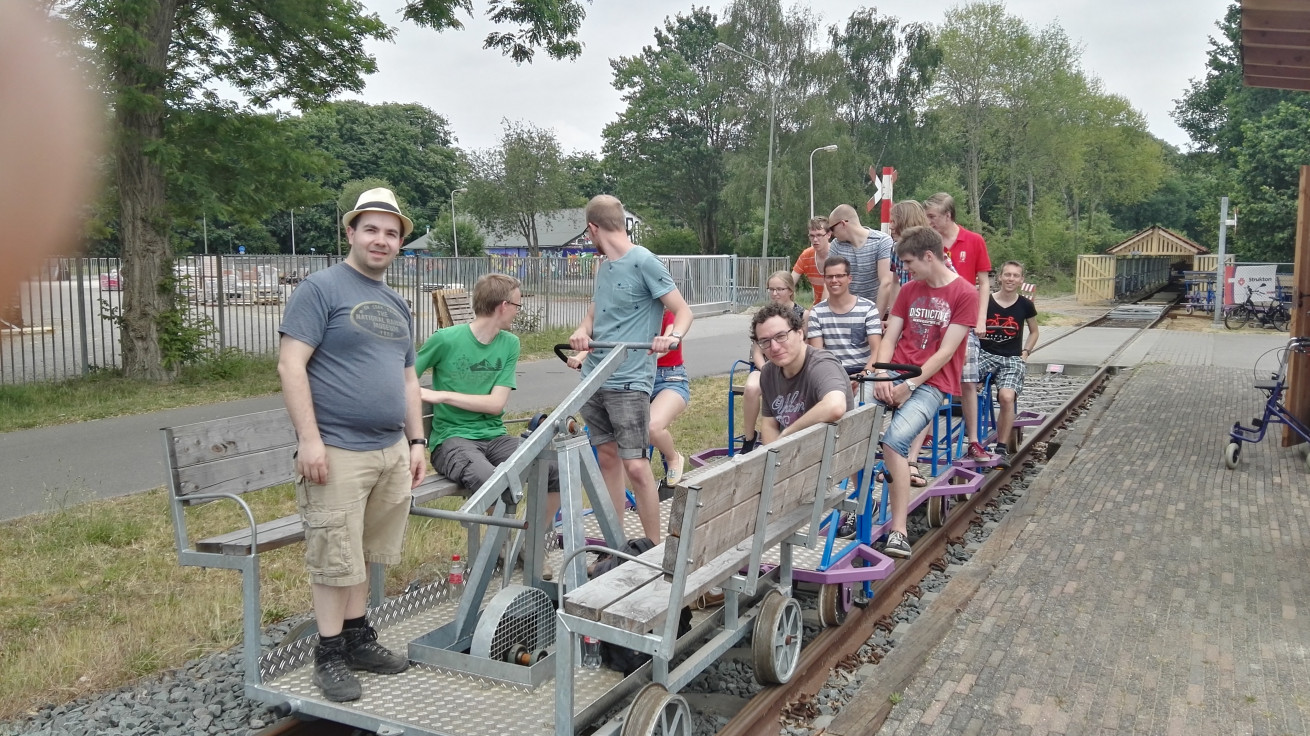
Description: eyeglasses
xmin=823 ymin=273 xmax=850 ymax=280
xmin=826 ymin=220 xmax=847 ymax=234
xmin=504 ymin=300 xmax=521 ymax=308
xmin=754 ymin=329 xmax=794 ymax=349
xmin=766 ymin=286 xmax=791 ymax=293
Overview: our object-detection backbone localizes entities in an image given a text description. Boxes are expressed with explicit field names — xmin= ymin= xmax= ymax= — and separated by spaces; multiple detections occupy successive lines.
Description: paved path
xmin=0 ymin=312 xmax=754 ymax=522
xmin=838 ymin=329 xmax=1310 ymax=735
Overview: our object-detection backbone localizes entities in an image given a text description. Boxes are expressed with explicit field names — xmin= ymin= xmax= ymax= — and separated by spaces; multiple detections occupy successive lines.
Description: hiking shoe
xmin=965 ymin=441 xmax=992 ymax=463
xmin=739 ymin=435 xmax=757 ymax=455
xmin=837 ymin=512 xmax=857 ymax=539
xmin=993 ymin=447 xmax=1011 ymax=469
xmin=343 ymin=625 xmax=410 ymax=675
xmin=313 ymin=637 xmax=362 ymax=702
xmin=883 ymin=530 xmax=912 ymax=559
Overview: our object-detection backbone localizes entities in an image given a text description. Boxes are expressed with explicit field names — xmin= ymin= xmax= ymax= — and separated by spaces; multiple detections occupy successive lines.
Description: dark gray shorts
xmin=581 ymin=389 xmax=650 ymax=460
xmin=432 ymin=434 xmax=560 ymax=495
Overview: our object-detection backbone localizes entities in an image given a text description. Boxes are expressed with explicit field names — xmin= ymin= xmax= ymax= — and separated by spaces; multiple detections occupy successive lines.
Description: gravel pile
xmin=0 ymin=621 xmax=305 ymax=736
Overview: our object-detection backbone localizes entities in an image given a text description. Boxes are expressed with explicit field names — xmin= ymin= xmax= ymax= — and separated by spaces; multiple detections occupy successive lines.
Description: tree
xmin=465 ymin=120 xmax=576 ymax=256
xmin=604 ymin=8 xmax=734 ymax=254
xmin=297 ymin=101 xmax=459 ymax=238
xmin=58 ymin=0 xmax=588 ymax=380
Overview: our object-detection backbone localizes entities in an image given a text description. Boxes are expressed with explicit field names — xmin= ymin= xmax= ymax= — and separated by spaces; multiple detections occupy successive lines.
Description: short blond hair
xmin=472 ymin=273 xmax=521 ymax=316
xmin=585 ymin=194 xmax=626 ymax=233
xmin=924 ymin=192 xmax=956 ymax=221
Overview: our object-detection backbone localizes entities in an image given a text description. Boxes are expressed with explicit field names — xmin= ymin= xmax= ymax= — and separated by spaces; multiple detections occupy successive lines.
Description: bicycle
xmin=1224 ymin=285 xmax=1290 ymax=331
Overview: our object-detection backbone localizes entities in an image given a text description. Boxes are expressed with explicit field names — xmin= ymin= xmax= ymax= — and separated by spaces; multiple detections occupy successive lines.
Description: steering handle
xmin=554 ymin=342 xmax=658 ymax=364
xmin=851 ymin=362 xmax=924 ymax=382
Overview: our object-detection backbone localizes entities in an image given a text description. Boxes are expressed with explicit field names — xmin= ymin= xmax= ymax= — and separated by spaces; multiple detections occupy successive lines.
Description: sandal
xmin=908 ymin=465 xmax=928 ymax=488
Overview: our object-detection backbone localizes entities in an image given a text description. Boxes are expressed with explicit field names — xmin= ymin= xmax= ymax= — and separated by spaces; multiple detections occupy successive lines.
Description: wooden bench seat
xmin=189 ymin=473 xmax=463 ymax=556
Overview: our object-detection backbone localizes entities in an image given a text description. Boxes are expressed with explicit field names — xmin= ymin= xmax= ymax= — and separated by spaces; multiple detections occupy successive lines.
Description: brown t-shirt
xmin=760 ymin=347 xmax=854 ymax=431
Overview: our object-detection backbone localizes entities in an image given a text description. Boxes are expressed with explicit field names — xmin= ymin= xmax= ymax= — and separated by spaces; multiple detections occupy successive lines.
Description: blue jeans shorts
xmin=652 ymin=364 xmax=690 ymax=404
xmin=878 ymin=380 xmax=946 ymax=459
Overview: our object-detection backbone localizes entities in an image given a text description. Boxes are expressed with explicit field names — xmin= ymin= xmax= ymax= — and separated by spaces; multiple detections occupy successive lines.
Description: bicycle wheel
xmin=1270 ymin=305 xmax=1290 ymax=332
xmin=1225 ymin=305 xmax=1251 ymax=330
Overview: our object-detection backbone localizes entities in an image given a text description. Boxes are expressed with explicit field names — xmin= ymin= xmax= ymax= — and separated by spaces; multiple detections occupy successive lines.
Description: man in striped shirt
xmin=806 ymin=255 xmax=882 ymax=397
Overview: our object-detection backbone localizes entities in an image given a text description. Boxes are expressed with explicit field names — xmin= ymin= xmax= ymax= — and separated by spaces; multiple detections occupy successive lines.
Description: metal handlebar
xmin=554 ymin=342 xmax=658 ymax=363
xmin=850 ymin=362 xmax=924 ymax=381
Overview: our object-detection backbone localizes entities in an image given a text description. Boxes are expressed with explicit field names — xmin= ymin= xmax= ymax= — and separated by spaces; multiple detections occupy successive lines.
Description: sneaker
xmin=313 ymin=636 xmax=362 ymax=702
xmin=883 ymin=530 xmax=912 ymax=559
xmin=343 ymin=625 xmax=410 ymax=675
xmin=739 ymin=434 xmax=757 ymax=455
xmin=965 ymin=441 xmax=991 ymax=463
xmin=837 ymin=512 xmax=857 ymax=539
xmin=664 ymin=452 xmax=686 ymax=486
xmin=994 ymin=446 xmax=1011 ymax=469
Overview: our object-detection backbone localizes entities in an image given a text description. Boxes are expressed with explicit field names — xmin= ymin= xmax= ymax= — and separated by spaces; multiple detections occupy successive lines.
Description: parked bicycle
xmin=1224 ymin=285 xmax=1290 ymax=331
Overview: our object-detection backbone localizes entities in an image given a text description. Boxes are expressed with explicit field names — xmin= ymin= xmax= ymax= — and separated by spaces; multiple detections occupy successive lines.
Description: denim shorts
xmin=581 ymin=389 xmax=651 ymax=459
xmin=652 ymin=364 xmax=690 ymax=404
xmin=879 ymin=381 xmax=947 ymax=459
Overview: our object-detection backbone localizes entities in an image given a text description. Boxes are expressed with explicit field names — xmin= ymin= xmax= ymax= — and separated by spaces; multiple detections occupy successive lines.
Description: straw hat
xmin=342 ymin=187 xmax=414 ymax=238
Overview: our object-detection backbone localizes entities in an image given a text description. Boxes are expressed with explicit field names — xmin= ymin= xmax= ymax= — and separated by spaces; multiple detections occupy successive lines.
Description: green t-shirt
xmin=414 ymin=324 xmax=519 ymax=448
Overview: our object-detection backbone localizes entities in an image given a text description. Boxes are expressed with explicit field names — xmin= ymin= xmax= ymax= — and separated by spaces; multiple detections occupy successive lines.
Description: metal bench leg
xmin=241 ymin=555 xmax=262 ymax=685
xmin=554 ymin=616 xmax=576 ymax=736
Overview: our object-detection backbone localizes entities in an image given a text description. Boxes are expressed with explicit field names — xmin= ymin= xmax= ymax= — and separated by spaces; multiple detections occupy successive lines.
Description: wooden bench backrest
xmin=663 ymin=421 xmax=829 ymax=573
xmin=432 ymin=290 xmax=474 ymax=328
xmin=823 ymin=402 xmax=881 ymax=491
xmin=164 ymin=408 xmax=297 ymax=502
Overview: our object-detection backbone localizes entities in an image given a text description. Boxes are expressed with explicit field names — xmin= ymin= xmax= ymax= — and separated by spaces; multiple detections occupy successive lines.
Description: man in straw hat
xmin=277 ymin=187 xmax=426 ymax=702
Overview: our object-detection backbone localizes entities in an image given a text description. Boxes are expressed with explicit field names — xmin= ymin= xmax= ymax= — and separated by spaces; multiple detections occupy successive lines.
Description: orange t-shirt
xmin=793 ymin=246 xmax=825 ymax=302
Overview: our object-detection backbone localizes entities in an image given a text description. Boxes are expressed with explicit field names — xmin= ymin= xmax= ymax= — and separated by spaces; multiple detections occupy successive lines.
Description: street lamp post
xmin=809 ymin=145 xmax=838 ymax=219
xmin=450 ymin=187 xmax=468 ymax=258
xmin=716 ymin=42 xmax=776 ymax=260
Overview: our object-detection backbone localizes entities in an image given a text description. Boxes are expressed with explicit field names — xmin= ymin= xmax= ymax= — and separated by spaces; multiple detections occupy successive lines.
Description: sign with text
xmin=1231 ymin=265 xmax=1278 ymax=304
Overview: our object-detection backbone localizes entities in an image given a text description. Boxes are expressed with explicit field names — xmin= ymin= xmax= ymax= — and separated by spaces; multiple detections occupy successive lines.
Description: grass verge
xmin=0 ymin=375 xmax=739 ymax=719
xmin=0 ymin=352 xmax=282 ymax=433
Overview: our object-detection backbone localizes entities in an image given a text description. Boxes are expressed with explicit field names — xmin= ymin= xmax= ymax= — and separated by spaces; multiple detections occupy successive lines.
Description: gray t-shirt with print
xmin=760 ymin=347 xmax=854 ymax=431
xmin=279 ymin=262 xmax=415 ymax=451
xmin=582 ymin=246 xmax=676 ymax=394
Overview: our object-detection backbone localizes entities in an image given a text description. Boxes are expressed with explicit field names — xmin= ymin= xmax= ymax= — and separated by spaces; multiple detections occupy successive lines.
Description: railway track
xmin=259 ymin=305 xmax=1164 ymax=736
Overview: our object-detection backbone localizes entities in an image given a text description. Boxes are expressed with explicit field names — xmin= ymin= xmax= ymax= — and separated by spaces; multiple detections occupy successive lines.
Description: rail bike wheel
xmin=1225 ymin=305 xmax=1250 ymax=330
xmin=817 ymin=583 xmax=851 ymax=628
xmin=622 ymin=683 xmax=692 ymax=736
xmin=753 ymin=590 xmax=803 ymax=685
xmin=926 ymin=495 xmax=947 ymax=527
xmin=1224 ymin=442 xmax=1241 ymax=470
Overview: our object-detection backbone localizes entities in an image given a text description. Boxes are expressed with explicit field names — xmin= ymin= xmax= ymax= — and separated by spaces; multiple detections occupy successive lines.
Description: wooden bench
xmin=560 ymin=401 xmax=881 ymax=638
xmin=163 ymin=407 xmax=462 ymax=684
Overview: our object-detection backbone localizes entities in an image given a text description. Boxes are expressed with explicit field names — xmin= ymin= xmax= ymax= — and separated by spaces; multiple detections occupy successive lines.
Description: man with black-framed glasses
xmin=415 ymin=273 xmax=561 ymax=532
xmin=751 ymin=303 xmax=853 ymax=444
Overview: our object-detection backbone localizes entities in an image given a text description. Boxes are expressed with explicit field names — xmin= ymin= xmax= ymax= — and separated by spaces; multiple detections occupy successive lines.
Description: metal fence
xmin=0 ymin=254 xmax=788 ymax=385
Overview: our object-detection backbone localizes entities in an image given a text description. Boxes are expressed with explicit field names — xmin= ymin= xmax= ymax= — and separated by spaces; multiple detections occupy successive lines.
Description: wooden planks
xmin=561 ymin=543 xmax=667 ymax=621
xmin=195 ymin=514 xmax=304 ymax=555
xmin=432 ymin=290 xmax=474 ymax=329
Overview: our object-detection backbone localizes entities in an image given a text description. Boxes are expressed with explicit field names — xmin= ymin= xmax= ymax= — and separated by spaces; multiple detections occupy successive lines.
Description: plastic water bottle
xmin=448 ymin=554 xmax=465 ymax=597
xmin=581 ymin=636 xmax=602 ymax=669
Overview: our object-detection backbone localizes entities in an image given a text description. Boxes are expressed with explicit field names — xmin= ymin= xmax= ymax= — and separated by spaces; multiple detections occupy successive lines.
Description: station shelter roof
xmin=1241 ymin=0 xmax=1310 ymax=92
xmin=1105 ymin=226 xmax=1208 ymax=257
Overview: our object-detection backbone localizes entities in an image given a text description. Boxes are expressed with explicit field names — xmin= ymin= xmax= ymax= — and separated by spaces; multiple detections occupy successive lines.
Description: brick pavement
xmin=873 ymin=332 xmax=1310 ymax=736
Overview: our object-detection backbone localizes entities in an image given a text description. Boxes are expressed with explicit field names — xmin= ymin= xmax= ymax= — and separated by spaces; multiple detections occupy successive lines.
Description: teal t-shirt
xmin=582 ymin=246 xmax=676 ymax=394
xmin=414 ymin=324 xmax=519 ymax=448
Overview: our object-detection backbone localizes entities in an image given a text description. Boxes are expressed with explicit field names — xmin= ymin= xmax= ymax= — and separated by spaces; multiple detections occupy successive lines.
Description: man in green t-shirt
xmin=415 ymin=273 xmax=560 ymax=528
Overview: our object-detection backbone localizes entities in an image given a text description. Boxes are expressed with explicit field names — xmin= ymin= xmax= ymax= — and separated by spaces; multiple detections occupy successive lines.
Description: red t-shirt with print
xmin=890 ymin=275 xmax=978 ymax=395
xmin=944 ymin=226 xmax=992 ymax=287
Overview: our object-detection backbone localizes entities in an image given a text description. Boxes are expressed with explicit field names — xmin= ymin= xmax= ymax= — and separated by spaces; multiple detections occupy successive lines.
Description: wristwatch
xmin=409 ymin=438 xmax=427 ymax=447
xmin=904 ymin=379 xmax=919 ymax=391
xmin=669 ymin=331 xmax=683 ymax=340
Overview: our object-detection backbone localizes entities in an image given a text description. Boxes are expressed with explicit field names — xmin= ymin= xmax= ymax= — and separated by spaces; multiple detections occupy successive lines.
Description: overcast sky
xmin=346 ymin=0 xmax=1231 ymax=155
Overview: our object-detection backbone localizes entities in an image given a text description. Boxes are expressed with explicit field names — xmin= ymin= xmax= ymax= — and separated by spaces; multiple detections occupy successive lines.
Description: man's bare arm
xmin=278 ymin=336 xmax=327 ymax=484
xmin=421 ymin=385 xmax=512 ymax=415
xmin=778 ymin=390 xmax=848 ymax=440
xmin=403 ymin=365 xmax=426 ymax=488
